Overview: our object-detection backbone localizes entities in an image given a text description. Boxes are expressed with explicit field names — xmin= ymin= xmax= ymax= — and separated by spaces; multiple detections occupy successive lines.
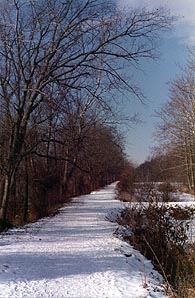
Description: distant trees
xmin=0 ymin=0 xmax=172 ymax=228
xmin=154 ymin=53 xmax=195 ymax=190
xmin=135 ymin=153 xmax=181 ymax=183
xmin=135 ymin=159 xmax=160 ymax=182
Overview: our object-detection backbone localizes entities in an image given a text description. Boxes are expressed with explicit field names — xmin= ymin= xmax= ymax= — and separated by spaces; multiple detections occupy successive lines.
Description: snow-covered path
xmin=0 ymin=183 xmax=166 ymax=298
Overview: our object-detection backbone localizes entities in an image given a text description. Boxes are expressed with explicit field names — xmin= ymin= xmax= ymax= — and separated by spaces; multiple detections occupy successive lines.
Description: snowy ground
xmin=0 ymin=182 xmax=167 ymax=298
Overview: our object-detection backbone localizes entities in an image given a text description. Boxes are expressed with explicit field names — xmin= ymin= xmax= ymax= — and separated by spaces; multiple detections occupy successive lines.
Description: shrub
xmin=117 ymin=202 xmax=195 ymax=295
xmin=158 ymin=182 xmax=175 ymax=193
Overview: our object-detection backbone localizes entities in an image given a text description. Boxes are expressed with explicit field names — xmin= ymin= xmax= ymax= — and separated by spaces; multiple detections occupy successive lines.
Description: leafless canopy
xmin=0 ymin=0 xmax=172 ymax=226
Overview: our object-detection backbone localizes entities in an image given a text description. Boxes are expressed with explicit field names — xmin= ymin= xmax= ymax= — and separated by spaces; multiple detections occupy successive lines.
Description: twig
xmin=143 ymin=236 xmax=175 ymax=297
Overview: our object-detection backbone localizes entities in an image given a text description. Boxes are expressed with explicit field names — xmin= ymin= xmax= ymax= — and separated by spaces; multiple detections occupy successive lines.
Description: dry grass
xmin=118 ymin=191 xmax=136 ymax=202
xmin=117 ymin=178 xmax=195 ymax=297
xmin=117 ymin=202 xmax=195 ymax=297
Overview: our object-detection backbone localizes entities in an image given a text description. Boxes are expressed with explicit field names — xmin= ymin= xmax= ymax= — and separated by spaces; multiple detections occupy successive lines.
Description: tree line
xmin=0 ymin=0 xmax=172 ymax=229
xmin=135 ymin=50 xmax=195 ymax=190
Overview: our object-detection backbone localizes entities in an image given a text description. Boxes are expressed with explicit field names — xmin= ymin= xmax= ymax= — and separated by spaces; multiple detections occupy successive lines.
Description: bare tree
xmin=155 ymin=63 xmax=195 ymax=190
xmin=0 ymin=0 xmax=172 ymax=227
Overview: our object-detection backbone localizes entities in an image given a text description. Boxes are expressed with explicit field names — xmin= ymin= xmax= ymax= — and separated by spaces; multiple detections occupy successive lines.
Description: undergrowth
xmin=117 ymin=200 xmax=195 ymax=297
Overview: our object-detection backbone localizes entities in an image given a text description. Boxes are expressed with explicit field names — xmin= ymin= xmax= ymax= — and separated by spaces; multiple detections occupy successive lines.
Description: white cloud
xmin=117 ymin=0 xmax=195 ymax=45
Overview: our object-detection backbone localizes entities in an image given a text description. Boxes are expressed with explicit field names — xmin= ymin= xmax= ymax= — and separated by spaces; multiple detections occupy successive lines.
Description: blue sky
xmin=116 ymin=0 xmax=195 ymax=164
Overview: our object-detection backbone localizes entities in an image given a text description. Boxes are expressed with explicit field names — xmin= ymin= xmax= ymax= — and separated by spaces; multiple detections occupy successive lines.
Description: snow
xmin=133 ymin=182 xmax=195 ymax=203
xmin=176 ymin=192 xmax=195 ymax=202
xmin=0 ymin=182 xmax=167 ymax=298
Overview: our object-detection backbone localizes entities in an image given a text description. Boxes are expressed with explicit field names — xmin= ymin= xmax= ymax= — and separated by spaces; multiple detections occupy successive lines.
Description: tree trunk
xmin=0 ymin=175 xmax=10 ymax=228
xmin=23 ymin=156 xmax=29 ymax=223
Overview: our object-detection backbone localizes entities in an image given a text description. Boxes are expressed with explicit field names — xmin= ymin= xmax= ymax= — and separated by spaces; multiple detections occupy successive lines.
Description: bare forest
xmin=0 ymin=0 xmax=172 ymax=229
xmin=152 ymin=52 xmax=195 ymax=192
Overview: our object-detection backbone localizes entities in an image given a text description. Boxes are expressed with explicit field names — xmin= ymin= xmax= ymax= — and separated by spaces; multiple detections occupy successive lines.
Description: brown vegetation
xmin=117 ymin=178 xmax=195 ymax=298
